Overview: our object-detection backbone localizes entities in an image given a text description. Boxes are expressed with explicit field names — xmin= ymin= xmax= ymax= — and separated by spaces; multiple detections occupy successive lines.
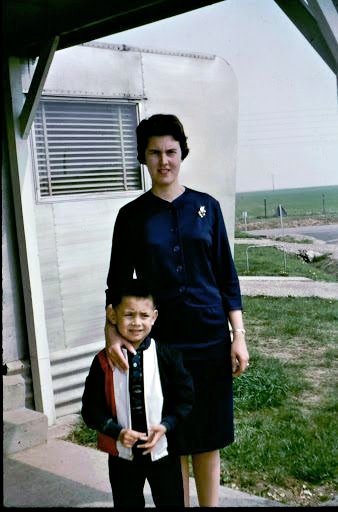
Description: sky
xmin=96 ymin=0 xmax=338 ymax=192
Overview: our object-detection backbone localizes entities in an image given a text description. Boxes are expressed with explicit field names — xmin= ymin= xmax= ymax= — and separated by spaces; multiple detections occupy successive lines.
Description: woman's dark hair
xmin=136 ymin=114 xmax=190 ymax=164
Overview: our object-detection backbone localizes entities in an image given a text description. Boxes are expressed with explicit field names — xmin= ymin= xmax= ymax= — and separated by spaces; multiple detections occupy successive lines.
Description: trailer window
xmin=32 ymin=99 xmax=142 ymax=200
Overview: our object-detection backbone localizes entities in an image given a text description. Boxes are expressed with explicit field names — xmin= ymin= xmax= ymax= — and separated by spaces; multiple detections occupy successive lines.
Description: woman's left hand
xmin=231 ymin=335 xmax=250 ymax=377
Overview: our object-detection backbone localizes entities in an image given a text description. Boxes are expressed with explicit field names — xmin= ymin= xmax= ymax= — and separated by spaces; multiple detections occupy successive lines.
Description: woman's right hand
xmin=105 ymin=305 xmax=136 ymax=371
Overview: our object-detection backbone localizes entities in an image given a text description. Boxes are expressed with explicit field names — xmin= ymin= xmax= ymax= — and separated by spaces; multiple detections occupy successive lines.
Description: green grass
xmin=68 ymin=419 xmax=97 ymax=448
xmin=242 ymin=296 xmax=338 ymax=344
xmin=220 ymin=296 xmax=338 ymax=505
xmin=232 ymin=350 xmax=303 ymax=412
xmin=222 ymin=406 xmax=337 ymax=487
xmin=234 ymin=244 xmax=337 ymax=281
xmin=236 ymin=185 xmax=338 ymax=221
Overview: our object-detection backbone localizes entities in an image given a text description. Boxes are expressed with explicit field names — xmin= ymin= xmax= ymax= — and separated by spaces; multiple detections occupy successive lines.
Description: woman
xmin=105 ymin=113 xmax=249 ymax=507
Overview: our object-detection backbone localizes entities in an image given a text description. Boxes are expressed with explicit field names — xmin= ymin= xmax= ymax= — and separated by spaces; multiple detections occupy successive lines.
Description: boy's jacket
xmin=82 ymin=338 xmax=194 ymax=461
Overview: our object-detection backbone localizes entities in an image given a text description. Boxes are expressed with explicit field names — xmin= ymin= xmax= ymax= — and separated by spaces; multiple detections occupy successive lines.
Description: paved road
xmin=239 ymin=276 xmax=338 ymax=299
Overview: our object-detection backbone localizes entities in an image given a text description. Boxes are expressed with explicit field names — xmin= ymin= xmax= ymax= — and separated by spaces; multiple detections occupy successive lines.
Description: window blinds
xmin=33 ymin=99 xmax=141 ymax=198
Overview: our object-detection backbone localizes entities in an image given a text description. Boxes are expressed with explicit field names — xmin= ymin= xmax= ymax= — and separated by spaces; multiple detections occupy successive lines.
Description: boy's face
xmin=112 ymin=296 xmax=158 ymax=346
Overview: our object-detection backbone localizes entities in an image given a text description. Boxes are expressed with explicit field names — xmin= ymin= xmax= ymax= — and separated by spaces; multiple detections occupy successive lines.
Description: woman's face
xmin=144 ymin=135 xmax=182 ymax=188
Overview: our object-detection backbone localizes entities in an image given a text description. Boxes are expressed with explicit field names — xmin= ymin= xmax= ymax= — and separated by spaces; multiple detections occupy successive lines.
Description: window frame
xmin=30 ymin=96 xmax=145 ymax=203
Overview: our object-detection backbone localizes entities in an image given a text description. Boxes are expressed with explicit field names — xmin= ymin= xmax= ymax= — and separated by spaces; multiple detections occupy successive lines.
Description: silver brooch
xmin=198 ymin=206 xmax=206 ymax=218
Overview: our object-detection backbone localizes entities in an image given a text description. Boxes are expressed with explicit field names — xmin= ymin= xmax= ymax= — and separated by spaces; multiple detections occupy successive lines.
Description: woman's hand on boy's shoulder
xmin=104 ymin=319 xmax=136 ymax=371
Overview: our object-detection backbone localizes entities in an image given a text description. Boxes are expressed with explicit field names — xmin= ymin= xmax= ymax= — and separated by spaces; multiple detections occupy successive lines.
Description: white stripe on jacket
xmin=114 ymin=338 xmax=168 ymax=461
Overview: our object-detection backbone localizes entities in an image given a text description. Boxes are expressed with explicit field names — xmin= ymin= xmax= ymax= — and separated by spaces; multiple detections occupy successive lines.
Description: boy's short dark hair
xmin=111 ymin=279 xmax=157 ymax=308
xmin=136 ymin=114 xmax=190 ymax=164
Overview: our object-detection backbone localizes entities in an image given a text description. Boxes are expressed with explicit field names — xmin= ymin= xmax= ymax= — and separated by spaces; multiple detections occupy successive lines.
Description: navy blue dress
xmin=106 ymin=187 xmax=243 ymax=453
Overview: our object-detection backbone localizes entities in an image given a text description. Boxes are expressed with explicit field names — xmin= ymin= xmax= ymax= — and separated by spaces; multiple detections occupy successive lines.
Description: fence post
xmin=279 ymin=204 xmax=284 ymax=235
xmin=242 ymin=211 xmax=248 ymax=231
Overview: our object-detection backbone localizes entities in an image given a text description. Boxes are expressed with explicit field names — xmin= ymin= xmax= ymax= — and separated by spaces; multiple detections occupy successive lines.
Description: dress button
xmin=173 ymin=245 xmax=180 ymax=253
xmin=176 ymin=265 xmax=183 ymax=272
xmin=133 ymin=362 xmax=138 ymax=368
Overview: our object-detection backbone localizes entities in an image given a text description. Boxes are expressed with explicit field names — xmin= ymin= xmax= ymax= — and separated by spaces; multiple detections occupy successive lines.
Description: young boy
xmin=81 ymin=279 xmax=194 ymax=508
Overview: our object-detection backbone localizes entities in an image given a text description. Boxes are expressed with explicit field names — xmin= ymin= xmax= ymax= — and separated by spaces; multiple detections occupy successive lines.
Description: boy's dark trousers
xmin=108 ymin=452 xmax=184 ymax=507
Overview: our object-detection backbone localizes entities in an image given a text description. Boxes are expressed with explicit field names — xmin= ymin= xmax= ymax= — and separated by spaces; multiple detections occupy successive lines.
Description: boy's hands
xmin=118 ymin=425 xmax=167 ymax=455
xmin=118 ymin=428 xmax=147 ymax=448
xmin=118 ymin=425 xmax=167 ymax=454
xmin=136 ymin=424 xmax=167 ymax=455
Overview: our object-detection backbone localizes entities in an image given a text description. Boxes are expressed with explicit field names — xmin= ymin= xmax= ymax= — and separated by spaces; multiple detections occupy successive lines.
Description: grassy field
xmin=236 ymin=185 xmax=338 ymax=222
xmin=234 ymin=244 xmax=337 ymax=281
xmin=222 ymin=296 xmax=338 ymax=507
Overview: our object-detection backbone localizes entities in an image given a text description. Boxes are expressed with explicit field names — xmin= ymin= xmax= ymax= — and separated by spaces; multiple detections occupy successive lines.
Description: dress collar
xmin=147 ymin=187 xmax=189 ymax=206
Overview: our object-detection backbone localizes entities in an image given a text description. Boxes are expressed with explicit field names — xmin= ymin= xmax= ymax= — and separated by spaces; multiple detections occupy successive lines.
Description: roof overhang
xmin=2 ymin=0 xmax=223 ymax=58
xmin=274 ymin=0 xmax=338 ymax=75
xmin=2 ymin=1 xmax=337 ymax=73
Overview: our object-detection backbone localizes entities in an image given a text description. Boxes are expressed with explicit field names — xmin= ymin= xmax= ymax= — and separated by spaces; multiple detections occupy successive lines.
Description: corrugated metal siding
xmin=50 ymin=340 xmax=103 ymax=418
xmin=35 ymin=198 xmax=131 ymax=354
xmin=36 ymin=196 xmax=138 ymax=419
